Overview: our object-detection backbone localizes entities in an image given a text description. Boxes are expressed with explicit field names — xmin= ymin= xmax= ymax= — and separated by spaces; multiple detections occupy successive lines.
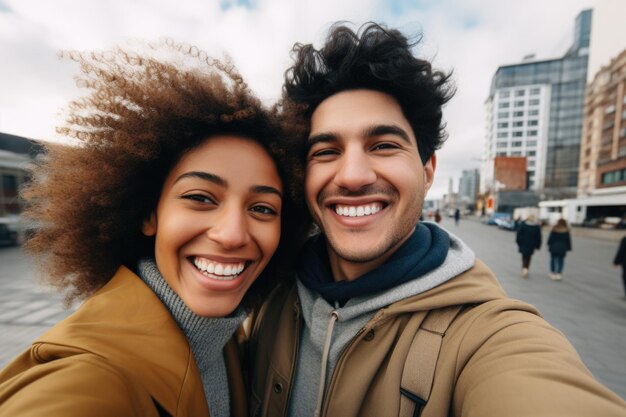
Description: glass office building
xmin=483 ymin=10 xmax=592 ymax=198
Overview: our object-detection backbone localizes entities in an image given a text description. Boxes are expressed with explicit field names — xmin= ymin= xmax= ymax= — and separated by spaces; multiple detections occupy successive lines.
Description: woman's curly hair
xmin=22 ymin=41 xmax=309 ymax=306
xmin=282 ymin=22 xmax=455 ymax=164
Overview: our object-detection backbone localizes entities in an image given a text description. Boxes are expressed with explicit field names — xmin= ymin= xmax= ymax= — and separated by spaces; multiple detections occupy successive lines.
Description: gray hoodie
xmin=287 ymin=226 xmax=475 ymax=417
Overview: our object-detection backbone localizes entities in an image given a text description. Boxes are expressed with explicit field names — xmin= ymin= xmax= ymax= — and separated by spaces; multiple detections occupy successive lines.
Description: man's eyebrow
xmin=365 ymin=124 xmax=412 ymax=144
xmin=250 ymin=185 xmax=283 ymax=199
xmin=175 ymin=171 xmax=226 ymax=186
xmin=307 ymin=132 xmax=338 ymax=147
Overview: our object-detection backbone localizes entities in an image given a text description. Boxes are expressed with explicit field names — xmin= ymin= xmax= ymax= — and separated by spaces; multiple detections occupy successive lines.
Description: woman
xmin=547 ymin=219 xmax=572 ymax=281
xmin=516 ymin=215 xmax=542 ymax=278
xmin=0 ymin=43 xmax=307 ymax=417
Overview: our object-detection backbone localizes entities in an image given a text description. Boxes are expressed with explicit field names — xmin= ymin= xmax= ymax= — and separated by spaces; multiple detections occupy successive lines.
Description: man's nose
xmin=333 ymin=148 xmax=377 ymax=191
xmin=206 ymin=207 xmax=250 ymax=249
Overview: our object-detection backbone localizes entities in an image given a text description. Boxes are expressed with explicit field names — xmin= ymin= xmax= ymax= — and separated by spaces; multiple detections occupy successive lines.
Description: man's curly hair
xmin=282 ymin=22 xmax=455 ymax=163
xmin=22 ymin=41 xmax=309 ymax=306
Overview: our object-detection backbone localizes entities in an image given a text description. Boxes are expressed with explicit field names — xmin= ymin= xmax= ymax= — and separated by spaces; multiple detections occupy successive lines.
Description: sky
xmin=0 ymin=0 xmax=596 ymax=199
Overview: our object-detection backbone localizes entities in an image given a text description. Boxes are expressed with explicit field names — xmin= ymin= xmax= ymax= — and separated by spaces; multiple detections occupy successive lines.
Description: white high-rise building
xmin=482 ymin=10 xmax=591 ymax=198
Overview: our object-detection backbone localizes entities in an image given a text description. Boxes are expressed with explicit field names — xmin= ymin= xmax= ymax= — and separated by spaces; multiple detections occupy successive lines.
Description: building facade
xmin=482 ymin=10 xmax=591 ymax=198
xmin=579 ymin=49 xmax=626 ymax=195
xmin=458 ymin=169 xmax=479 ymax=205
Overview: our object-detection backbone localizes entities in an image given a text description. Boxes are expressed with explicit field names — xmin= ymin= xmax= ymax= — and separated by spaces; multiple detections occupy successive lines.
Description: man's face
xmin=305 ymin=89 xmax=435 ymax=281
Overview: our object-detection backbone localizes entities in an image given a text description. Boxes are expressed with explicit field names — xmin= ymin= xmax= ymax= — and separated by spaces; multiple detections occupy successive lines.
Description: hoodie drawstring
xmin=314 ymin=311 xmax=338 ymax=417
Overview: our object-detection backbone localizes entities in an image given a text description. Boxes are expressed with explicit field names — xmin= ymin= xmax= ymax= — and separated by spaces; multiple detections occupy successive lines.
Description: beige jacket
xmin=249 ymin=260 xmax=626 ymax=417
xmin=0 ymin=266 xmax=247 ymax=417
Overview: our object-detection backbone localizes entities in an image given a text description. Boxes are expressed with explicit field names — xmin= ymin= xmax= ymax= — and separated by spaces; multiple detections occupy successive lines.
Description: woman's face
xmin=142 ymin=135 xmax=283 ymax=317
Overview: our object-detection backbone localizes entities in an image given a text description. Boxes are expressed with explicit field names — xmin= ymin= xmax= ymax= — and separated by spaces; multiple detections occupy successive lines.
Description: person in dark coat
xmin=547 ymin=219 xmax=572 ymax=281
xmin=454 ymin=208 xmax=461 ymax=226
xmin=613 ymin=236 xmax=626 ymax=298
xmin=516 ymin=215 xmax=542 ymax=277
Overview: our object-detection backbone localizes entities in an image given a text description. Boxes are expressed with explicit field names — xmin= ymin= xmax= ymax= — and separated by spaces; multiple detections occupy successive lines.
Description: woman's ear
xmin=142 ymin=213 xmax=157 ymax=237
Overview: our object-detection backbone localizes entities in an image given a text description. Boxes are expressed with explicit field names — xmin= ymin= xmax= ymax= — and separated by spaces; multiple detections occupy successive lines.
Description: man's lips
xmin=332 ymin=202 xmax=385 ymax=217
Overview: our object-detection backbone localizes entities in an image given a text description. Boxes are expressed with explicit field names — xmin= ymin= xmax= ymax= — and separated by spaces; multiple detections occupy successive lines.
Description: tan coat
xmin=249 ymin=260 xmax=626 ymax=417
xmin=0 ymin=266 xmax=247 ymax=417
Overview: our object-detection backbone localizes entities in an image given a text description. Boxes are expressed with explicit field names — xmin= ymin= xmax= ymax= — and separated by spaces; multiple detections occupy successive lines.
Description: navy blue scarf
xmin=297 ymin=222 xmax=450 ymax=304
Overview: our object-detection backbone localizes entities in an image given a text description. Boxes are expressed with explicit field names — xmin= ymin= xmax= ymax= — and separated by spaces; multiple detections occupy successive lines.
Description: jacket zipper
xmin=319 ymin=310 xmax=388 ymax=417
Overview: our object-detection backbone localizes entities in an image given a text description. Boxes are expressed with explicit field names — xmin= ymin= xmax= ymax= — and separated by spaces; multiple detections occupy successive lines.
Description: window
xmin=601 ymin=169 xmax=626 ymax=184
xmin=497 ymin=122 xmax=509 ymax=128
xmin=514 ymin=111 xmax=524 ymax=117
xmin=528 ymin=160 xmax=535 ymax=167
xmin=497 ymin=142 xmax=508 ymax=148
xmin=528 ymin=120 xmax=538 ymax=126
xmin=514 ymin=100 xmax=525 ymax=107
xmin=526 ymin=141 xmax=537 ymax=147
xmin=498 ymin=102 xmax=510 ymax=109
xmin=513 ymin=121 xmax=523 ymax=127
xmin=527 ymin=130 xmax=538 ymax=136
xmin=528 ymin=109 xmax=539 ymax=116
xmin=498 ymin=112 xmax=509 ymax=119
xmin=499 ymin=91 xmax=510 ymax=99
xmin=512 ymin=141 xmax=523 ymax=147
xmin=605 ymin=105 xmax=616 ymax=114
xmin=496 ymin=151 xmax=507 ymax=156
xmin=497 ymin=132 xmax=509 ymax=138
xmin=529 ymin=99 xmax=540 ymax=106
xmin=530 ymin=88 xmax=540 ymax=95
xmin=511 ymin=151 xmax=522 ymax=156
xmin=515 ymin=90 xmax=525 ymax=97
xmin=513 ymin=131 xmax=523 ymax=137
xmin=528 ymin=150 xmax=536 ymax=156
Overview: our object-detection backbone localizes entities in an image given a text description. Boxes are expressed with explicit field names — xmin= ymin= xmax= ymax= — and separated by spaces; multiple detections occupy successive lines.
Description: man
xmin=248 ymin=23 xmax=626 ymax=417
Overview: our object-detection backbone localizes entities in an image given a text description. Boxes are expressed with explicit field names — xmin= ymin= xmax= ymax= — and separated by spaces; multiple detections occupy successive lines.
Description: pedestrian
xmin=613 ymin=236 xmax=626 ymax=299
xmin=434 ymin=209 xmax=442 ymax=223
xmin=547 ymin=219 xmax=572 ymax=281
xmin=454 ymin=208 xmax=461 ymax=226
xmin=516 ymin=215 xmax=542 ymax=277
xmin=248 ymin=22 xmax=626 ymax=417
xmin=0 ymin=43 xmax=308 ymax=417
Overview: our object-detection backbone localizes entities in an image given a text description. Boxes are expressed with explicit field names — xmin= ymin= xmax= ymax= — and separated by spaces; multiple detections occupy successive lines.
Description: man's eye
xmin=372 ymin=142 xmax=399 ymax=151
xmin=181 ymin=194 xmax=216 ymax=204
xmin=250 ymin=205 xmax=278 ymax=216
xmin=310 ymin=148 xmax=339 ymax=158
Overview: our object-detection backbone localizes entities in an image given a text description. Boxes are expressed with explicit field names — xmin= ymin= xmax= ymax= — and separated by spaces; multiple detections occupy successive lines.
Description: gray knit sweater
xmin=138 ymin=259 xmax=246 ymax=417
xmin=287 ymin=225 xmax=476 ymax=417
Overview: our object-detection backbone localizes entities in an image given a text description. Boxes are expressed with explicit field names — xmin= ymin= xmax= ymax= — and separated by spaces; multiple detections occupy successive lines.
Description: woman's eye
xmin=181 ymin=194 xmax=215 ymax=204
xmin=250 ymin=205 xmax=278 ymax=216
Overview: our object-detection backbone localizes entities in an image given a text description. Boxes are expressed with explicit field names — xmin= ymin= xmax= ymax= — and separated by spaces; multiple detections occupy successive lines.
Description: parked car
xmin=495 ymin=217 xmax=516 ymax=231
xmin=482 ymin=212 xmax=510 ymax=226
xmin=0 ymin=219 xmax=18 ymax=246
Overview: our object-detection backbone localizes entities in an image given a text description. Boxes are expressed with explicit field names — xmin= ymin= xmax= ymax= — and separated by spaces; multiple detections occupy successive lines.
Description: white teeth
xmin=192 ymin=258 xmax=246 ymax=280
xmin=335 ymin=203 xmax=383 ymax=218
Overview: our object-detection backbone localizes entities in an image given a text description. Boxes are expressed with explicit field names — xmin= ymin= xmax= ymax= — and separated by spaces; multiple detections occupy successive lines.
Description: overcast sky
xmin=0 ymin=0 xmax=596 ymax=199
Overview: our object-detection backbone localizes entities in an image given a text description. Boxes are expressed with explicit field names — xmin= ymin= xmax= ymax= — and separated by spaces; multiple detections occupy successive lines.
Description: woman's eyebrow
xmin=175 ymin=171 xmax=226 ymax=186
xmin=174 ymin=171 xmax=282 ymax=199
xmin=250 ymin=185 xmax=283 ymax=199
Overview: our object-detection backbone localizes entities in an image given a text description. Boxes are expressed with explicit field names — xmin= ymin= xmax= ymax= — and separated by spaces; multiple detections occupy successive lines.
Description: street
xmin=1 ymin=219 xmax=625 ymax=399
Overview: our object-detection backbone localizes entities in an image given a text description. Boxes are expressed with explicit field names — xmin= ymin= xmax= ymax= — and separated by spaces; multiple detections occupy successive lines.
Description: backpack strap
xmin=399 ymin=305 xmax=464 ymax=417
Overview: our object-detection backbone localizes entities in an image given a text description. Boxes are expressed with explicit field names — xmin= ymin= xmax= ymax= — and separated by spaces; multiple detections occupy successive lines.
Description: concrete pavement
xmin=1 ymin=219 xmax=625 ymax=399
xmin=440 ymin=216 xmax=626 ymax=399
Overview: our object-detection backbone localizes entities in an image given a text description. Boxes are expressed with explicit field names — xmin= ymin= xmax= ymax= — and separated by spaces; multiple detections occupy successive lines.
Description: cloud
xmin=0 ymin=0 xmax=599 ymax=198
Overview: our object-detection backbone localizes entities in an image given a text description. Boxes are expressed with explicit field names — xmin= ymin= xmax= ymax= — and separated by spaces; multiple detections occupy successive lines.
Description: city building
xmin=0 ymin=132 xmax=41 ymax=218
xmin=482 ymin=10 xmax=591 ymax=198
xmin=579 ymin=49 xmax=626 ymax=195
xmin=458 ymin=169 xmax=479 ymax=205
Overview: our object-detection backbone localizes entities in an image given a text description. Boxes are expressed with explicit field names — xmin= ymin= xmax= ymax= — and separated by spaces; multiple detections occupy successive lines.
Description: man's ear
xmin=424 ymin=153 xmax=437 ymax=191
xmin=142 ymin=212 xmax=157 ymax=237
